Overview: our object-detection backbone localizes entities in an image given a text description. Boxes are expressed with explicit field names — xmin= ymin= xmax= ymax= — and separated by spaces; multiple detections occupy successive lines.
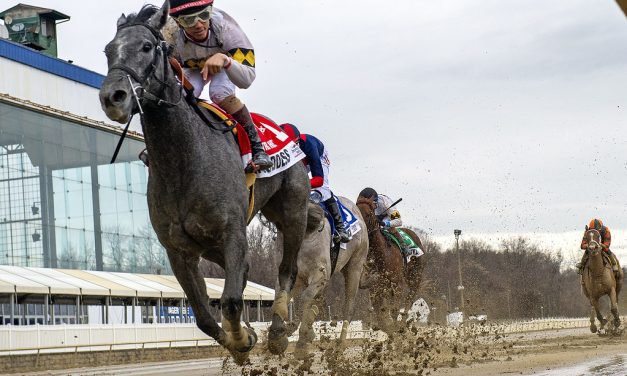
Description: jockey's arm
xmin=580 ymin=230 xmax=588 ymax=250
xmin=389 ymin=210 xmax=402 ymax=227
xmin=224 ymin=51 xmax=256 ymax=89
xmin=221 ymin=13 xmax=257 ymax=89
xmin=301 ymin=137 xmax=324 ymax=188
xmin=602 ymin=227 xmax=612 ymax=250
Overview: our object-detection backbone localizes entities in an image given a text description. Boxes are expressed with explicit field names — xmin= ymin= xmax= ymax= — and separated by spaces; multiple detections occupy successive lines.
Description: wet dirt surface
xmin=10 ymin=325 xmax=626 ymax=375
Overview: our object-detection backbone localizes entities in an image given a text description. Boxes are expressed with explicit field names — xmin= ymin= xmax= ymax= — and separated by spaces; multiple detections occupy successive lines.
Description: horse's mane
xmin=121 ymin=5 xmax=159 ymax=26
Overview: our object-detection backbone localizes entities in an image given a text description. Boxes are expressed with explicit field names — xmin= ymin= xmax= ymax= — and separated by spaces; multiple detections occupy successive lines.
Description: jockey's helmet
xmin=169 ymin=0 xmax=213 ymax=17
xmin=359 ymin=187 xmax=378 ymax=201
xmin=588 ymin=218 xmax=604 ymax=231
xmin=279 ymin=123 xmax=301 ymax=143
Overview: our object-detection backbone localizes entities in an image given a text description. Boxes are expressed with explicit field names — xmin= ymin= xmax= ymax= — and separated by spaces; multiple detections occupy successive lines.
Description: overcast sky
xmin=4 ymin=1 xmax=627 ymax=260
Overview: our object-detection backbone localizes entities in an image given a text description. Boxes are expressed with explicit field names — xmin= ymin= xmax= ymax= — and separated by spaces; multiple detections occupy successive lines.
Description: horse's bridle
xmin=108 ymin=22 xmax=183 ymax=112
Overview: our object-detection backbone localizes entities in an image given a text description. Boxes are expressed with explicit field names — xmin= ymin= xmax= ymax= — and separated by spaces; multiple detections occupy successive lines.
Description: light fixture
xmin=31 ymin=230 xmax=41 ymax=242
xmin=31 ymin=201 xmax=40 ymax=216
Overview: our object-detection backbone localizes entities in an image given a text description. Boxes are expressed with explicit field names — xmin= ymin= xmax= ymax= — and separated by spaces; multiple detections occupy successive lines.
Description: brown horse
xmin=581 ymin=228 xmax=624 ymax=334
xmin=356 ymin=195 xmax=426 ymax=331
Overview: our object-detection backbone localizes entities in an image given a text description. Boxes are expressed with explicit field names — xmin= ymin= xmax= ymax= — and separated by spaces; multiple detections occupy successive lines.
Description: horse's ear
xmin=148 ymin=0 xmax=170 ymax=30
xmin=116 ymin=13 xmax=127 ymax=28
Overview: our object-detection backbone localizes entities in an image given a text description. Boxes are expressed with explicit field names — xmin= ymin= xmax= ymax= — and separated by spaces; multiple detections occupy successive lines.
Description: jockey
xmin=280 ymin=123 xmax=350 ymax=243
xmin=163 ymin=0 xmax=272 ymax=171
xmin=359 ymin=187 xmax=409 ymax=254
xmin=577 ymin=218 xmax=620 ymax=276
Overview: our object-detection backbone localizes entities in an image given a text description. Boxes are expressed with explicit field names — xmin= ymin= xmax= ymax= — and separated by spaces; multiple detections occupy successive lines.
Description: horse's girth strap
xmin=168 ymin=57 xmax=195 ymax=92
xmin=246 ymin=173 xmax=256 ymax=223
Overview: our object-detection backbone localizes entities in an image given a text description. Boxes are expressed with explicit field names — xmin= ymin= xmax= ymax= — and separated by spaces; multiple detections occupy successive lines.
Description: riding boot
xmin=230 ymin=105 xmax=273 ymax=172
xmin=389 ymin=227 xmax=410 ymax=256
xmin=324 ymin=198 xmax=350 ymax=243
xmin=576 ymin=250 xmax=589 ymax=275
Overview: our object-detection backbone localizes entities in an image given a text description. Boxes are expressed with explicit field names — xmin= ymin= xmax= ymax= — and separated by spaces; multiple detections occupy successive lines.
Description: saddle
xmin=381 ymin=228 xmax=424 ymax=266
xmin=319 ymin=197 xmax=362 ymax=274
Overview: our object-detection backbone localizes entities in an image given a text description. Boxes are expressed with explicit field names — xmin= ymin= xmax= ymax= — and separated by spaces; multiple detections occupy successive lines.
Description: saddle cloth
xmin=320 ymin=197 xmax=362 ymax=250
xmin=382 ymin=228 xmax=424 ymax=263
xmin=197 ymin=102 xmax=305 ymax=178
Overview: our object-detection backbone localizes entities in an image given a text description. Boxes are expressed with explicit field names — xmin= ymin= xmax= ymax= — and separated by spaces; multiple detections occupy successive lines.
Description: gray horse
xmin=99 ymin=2 xmax=309 ymax=362
xmin=275 ymin=197 xmax=368 ymax=358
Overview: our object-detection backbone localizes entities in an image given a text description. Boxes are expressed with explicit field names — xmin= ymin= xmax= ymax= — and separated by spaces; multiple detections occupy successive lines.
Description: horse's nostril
xmin=112 ymin=90 xmax=127 ymax=103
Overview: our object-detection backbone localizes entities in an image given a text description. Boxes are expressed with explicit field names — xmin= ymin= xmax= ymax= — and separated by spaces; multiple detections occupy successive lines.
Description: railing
xmin=0 ymin=316 xmax=623 ymax=356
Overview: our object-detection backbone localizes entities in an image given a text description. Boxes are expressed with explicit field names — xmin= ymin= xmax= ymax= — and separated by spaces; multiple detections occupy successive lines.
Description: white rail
xmin=0 ymin=317 xmax=622 ymax=355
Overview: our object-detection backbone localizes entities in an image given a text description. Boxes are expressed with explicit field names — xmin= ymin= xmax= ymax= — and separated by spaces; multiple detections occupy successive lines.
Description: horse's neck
xmin=588 ymin=252 xmax=606 ymax=274
xmin=142 ymin=100 xmax=234 ymax=175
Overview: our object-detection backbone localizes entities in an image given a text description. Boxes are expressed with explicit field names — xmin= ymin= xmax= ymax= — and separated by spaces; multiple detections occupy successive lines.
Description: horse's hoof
xmin=228 ymin=348 xmax=251 ymax=366
xmin=268 ymin=331 xmax=288 ymax=355
xmin=301 ymin=328 xmax=316 ymax=343
xmin=590 ymin=325 xmax=597 ymax=333
xmin=294 ymin=343 xmax=312 ymax=360
xmin=240 ymin=326 xmax=258 ymax=353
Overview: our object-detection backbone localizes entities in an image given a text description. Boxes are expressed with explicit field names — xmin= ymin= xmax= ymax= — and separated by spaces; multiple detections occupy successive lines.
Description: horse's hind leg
xmin=265 ymin=207 xmax=307 ymax=354
xmin=339 ymin=263 xmax=362 ymax=346
xmin=589 ymin=306 xmax=597 ymax=333
xmin=166 ymin=250 xmax=227 ymax=344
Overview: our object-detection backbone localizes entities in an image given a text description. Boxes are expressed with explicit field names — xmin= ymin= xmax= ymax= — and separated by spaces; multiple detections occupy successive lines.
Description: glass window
xmin=0 ymin=100 xmax=171 ymax=273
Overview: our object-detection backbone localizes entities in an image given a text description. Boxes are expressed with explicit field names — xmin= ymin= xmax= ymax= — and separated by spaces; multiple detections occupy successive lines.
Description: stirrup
xmin=249 ymin=151 xmax=272 ymax=171
xmin=337 ymin=229 xmax=350 ymax=243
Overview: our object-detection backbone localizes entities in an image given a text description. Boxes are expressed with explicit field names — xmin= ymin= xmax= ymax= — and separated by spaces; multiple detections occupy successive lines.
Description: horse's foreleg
xmin=166 ymin=250 xmax=226 ymax=343
xmin=591 ymin=297 xmax=607 ymax=332
xmin=294 ymin=275 xmax=326 ymax=359
xmin=589 ymin=306 xmax=597 ymax=333
xmin=220 ymin=230 xmax=257 ymax=359
xmin=609 ymin=288 xmax=621 ymax=329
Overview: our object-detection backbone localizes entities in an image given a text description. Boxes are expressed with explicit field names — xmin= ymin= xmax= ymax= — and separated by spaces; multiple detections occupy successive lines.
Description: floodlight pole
xmin=454 ymin=229 xmax=464 ymax=313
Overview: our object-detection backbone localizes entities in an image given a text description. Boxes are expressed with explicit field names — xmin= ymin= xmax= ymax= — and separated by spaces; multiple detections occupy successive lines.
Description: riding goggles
xmin=174 ymin=6 xmax=212 ymax=28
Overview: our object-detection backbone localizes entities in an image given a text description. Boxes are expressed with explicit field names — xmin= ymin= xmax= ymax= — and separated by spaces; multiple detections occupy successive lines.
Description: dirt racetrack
xmin=14 ymin=323 xmax=624 ymax=376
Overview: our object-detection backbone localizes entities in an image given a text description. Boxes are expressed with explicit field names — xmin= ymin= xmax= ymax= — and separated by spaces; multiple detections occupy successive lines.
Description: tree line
xmin=200 ymin=223 xmax=626 ymax=321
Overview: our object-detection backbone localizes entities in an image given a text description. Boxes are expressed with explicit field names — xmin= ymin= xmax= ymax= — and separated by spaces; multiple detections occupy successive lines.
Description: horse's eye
xmin=142 ymin=42 xmax=153 ymax=52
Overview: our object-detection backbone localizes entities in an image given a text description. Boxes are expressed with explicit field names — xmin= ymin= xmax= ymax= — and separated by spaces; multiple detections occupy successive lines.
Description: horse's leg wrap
xmin=272 ymin=290 xmax=289 ymax=321
xmin=339 ymin=320 xmax=350 ymax=344
xmin=221 ymin=314 xmax=256 ymax=353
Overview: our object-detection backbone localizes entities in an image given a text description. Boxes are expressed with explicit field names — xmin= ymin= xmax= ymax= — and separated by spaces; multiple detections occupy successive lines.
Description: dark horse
xmin=356 ymin=194 xmax=426 ymax=331
xmin=99 ymin=2 xmax=308 ymax=362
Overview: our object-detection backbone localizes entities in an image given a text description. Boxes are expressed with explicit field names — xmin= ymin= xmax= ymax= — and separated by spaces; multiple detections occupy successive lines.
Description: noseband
xmin=108 ymin=22 xmax=182 ymax=112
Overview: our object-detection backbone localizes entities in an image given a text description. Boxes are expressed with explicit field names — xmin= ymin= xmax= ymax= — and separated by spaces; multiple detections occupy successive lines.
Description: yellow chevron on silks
xmin=228 ymin=48 xmax=255 ymax=67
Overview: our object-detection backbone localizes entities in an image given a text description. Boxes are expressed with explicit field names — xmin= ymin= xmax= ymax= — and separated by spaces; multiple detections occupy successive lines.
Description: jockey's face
xmin=176 ymin=6 xmax=211 ymax=41
xmin=181 ymin=19 xmax=210 ymax=40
